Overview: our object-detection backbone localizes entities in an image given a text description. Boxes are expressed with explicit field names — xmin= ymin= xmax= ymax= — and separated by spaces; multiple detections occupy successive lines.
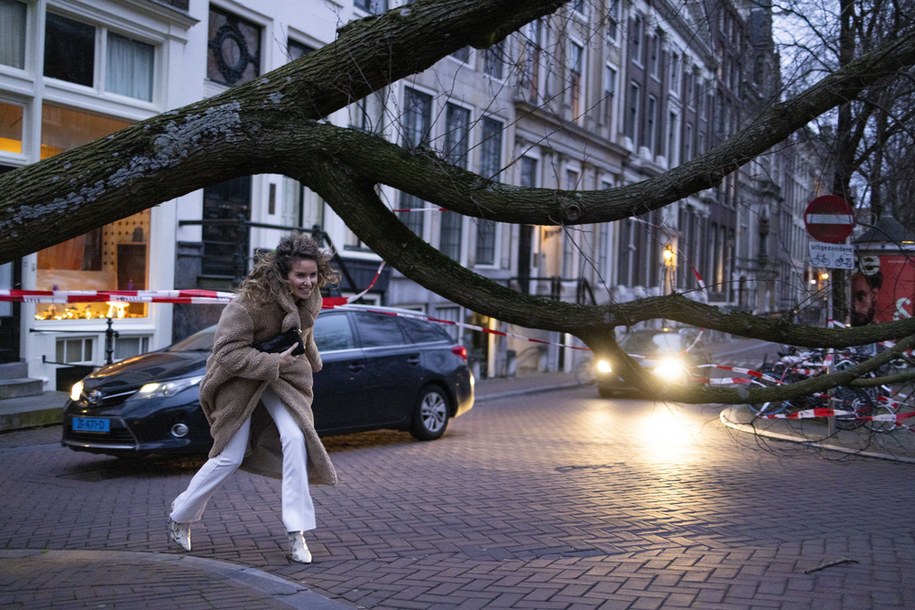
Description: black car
xmin=62 ymin=306 xmax=474 ymax=457
xmin=593 ymin=327 xmax=711 ymax=397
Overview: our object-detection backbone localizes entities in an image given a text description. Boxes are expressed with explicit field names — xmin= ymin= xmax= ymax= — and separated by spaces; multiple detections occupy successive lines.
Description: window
xmin=357 ymin=313 xmax=406 ymax=348
xmin=669 ymin=52 xmax=681 ymax=94
xmin=398 ymin=88 xmax=431 ymax=235
xmin=476 ymin=118 xmax=502 ymax=266
xmin=451 ymin=47 xmax=471 ymax=63
xmin=44 ymin=13 xmax=156 ymax=102
xmin=401 ymin=87 xmax=432 ymax=149
xmin=0 ymin=0 xmax=26 ymax=69
xmin=598 ymin=221 xmax=610 ymax=281
xmin=398 ymin=316 xmax=450 ymax=344
xmin=606 ymin=0 xmax=620 ymax=43
xmin=114 ymin=336 xmax=150 ymax=361
xmin=207 ymin=7 xmax=261 ymax=87
xmin=523 ymin=19 xmax=545 ymax=102
xmin=631 ymin=14 xmax=643 ymax=65
xmin=667 ymin=110 xmax=679 ymax=164
xmin=107 ymin=33 xmax=154 ymax=101
xmin=572 ymin=0 xmax=586 ymax=16
xmin=625 ymin=83 xmax=639 ymax=141
xmin=398 ymin=192 xmax=425 ymax=237
xmin=684 ymin=122 xmax=693 ymax=161
xmin=434 ymin=306 xmax=461 ymax=342
xmin=56 ymin=337 xmax=94 ymax=364
xmin=645 ymin=95 xmax=657 ymax=151
xmin=520 ymin=156 xmax=538 ymax=188
xmin=44 ymin=13 xmax=95 ymax=87
xmin=351 ymin=90 xmax=386 ymax=134
xmin=443 ymin=103 xmax=470 ymax=167
xmin=483 ymin=40 xmax=504 ymax=79
xmin=35 ymin=105 xmax=151 ymax=321
xmin=287 ymin=40 xmax=314 ymax=62
xmin=603 ymin=64 xmax=617 ymax=125
xmin=0 ymin=102 xmax=23 ymax=155
xmin=441 ymin=103 xmax=470 ymax=260
xmin=354 ymin=0 xmax=388 ymax=15
xmin=314 ymin=314 xmax=357 ymax=351
xmin=569 ymin=41 xmax=583 ymax=119
xmin=649 ymin=33 xmax=660 ymax=77
xmin=562 ymin=170 xmax=580 ymax=278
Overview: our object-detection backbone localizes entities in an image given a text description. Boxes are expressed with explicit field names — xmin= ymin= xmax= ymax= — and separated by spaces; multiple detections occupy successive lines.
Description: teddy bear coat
xmin=198 ymin=287 xmax=337 ymax=486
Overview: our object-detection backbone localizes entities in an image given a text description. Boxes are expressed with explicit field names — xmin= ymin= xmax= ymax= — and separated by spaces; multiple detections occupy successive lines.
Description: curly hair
xmin=235 ymin=232 xmax=339 ymax=304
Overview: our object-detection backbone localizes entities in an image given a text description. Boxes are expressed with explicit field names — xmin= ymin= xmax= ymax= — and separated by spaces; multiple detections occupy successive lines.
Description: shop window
xmin=0 ymin=102 xmax=23 ymax=154
xmin=207 ymin=7 xmax=261 ymax=87
xmin=35 ymin=104 xmax=149 ymax=321
xmin=0 ymin=0 xmax=27 ymax=69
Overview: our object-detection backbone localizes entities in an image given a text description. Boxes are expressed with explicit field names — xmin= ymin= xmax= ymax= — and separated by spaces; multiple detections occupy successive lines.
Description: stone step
xmin=0 ymin=362 xmax=28 ymax=380
xmin=0 ymin=378 xmax=44 ymax=400
xmin=0 ymin=391 xmax=68 ymax=431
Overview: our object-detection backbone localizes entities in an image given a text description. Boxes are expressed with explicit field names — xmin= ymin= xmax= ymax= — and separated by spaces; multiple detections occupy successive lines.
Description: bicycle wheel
xmin=864 ymin=404 xmax=897 ymax=433
xmin=832 ymin=387 xmax=874 ymax=431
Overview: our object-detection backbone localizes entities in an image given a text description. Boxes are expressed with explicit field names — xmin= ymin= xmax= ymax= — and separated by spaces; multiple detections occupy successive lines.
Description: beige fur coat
xmin=198 ymin=287 xmax=337 ymax=485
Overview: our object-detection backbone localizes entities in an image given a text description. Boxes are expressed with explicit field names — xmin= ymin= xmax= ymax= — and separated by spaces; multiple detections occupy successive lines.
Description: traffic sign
xmin=808 ymin=241 xmax=854 ymax=269
xmin=804 ymin=195 xmax=855 ymax=243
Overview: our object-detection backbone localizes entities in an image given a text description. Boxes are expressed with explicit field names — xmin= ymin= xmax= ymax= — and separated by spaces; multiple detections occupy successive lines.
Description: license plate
xmin=72 ymin=417 xmax=110 ymax=433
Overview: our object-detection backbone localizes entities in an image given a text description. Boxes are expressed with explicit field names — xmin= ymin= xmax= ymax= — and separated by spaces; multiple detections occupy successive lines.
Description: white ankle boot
xmin=287 ymin=531 xmax=312 ymax=564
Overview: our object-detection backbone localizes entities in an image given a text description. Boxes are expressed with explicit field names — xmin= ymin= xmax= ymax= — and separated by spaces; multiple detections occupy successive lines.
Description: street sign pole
xmin=804 ymin=195 xmax=855 ymax=436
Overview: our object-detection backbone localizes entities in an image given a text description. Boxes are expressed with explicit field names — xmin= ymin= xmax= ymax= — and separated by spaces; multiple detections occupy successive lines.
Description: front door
xmin=0 ymin=260 xmax=21 ymax=363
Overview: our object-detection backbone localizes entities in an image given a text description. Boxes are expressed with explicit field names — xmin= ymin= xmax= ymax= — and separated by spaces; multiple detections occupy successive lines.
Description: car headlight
xmin=70 ymin=380 xmax=84 ymax=402
xmin=594 ymin=359 xmax=613 ymax=375
xmin=652 ymin=357 xmax=688 ymax=382
xmin=129 ymin=375 xmax=204 ymax=400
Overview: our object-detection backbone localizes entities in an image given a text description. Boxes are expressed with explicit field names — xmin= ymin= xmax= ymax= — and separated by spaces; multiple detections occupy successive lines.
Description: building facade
xmin=1 ymin=0 xmax=816 ymax=389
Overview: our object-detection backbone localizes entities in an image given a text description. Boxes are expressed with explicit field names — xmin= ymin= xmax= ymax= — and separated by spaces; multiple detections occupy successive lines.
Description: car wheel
xmin=410 ymin=385 xmax=450 ymax=441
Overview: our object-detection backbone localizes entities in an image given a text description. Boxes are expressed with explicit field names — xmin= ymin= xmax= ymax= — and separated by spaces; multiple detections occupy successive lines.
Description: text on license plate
xmin=72 ymin=417 xmax=110 ymax=433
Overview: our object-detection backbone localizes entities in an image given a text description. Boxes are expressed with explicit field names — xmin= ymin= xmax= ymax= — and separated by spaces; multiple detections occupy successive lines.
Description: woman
xmin=168 ymin=232 xmax=338 ymax=563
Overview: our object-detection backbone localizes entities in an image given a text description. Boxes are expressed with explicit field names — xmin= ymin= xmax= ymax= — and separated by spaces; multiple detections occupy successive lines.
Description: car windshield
xmin=618 ymin=331 xmax=681 ymax=355
xmin=167 ymin=327 xmax=216 ymax=352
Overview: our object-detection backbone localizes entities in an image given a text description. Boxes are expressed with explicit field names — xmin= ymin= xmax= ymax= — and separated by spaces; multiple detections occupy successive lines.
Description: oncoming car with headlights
xmin=593 ymin=328 xmax=710 ymax=398
xmin=62 ymin=306 xmax=474 ymax=457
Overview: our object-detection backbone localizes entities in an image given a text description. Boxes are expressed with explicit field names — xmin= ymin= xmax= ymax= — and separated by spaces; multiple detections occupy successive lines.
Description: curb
xmin=718 ymin=406 xmax=915 ymax=464
xmin=0 ymin=549 xmax=355 ymax=609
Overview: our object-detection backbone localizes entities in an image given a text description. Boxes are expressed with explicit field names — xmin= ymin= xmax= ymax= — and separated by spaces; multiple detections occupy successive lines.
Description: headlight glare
xmin=595 ymin=359 xmax=613 ymax=375
xmin=70 ymin=380 xmax=84 ymax=402
xmin=131 ymin=376 xmax=203 ymax=400
xmin=652 ymin=357 xmax=688 ymax=382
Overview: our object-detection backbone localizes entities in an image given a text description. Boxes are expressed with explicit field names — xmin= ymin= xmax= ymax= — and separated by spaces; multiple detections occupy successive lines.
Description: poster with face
xmin=851 ymin=254 xmax=915 ymax=326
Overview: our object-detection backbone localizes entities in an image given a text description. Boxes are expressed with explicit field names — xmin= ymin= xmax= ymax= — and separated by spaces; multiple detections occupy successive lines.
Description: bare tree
xmin=2 ymin=0 xmax=915 ymax=402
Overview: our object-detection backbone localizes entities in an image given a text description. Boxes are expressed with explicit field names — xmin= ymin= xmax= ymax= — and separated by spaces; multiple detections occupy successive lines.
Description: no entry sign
xmin=804 ymin=195 xmax=855 ymax=243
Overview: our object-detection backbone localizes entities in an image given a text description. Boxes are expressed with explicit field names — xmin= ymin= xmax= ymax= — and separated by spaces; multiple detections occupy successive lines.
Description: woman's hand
xmin=278 ymin=343 xmax=300 ymax=370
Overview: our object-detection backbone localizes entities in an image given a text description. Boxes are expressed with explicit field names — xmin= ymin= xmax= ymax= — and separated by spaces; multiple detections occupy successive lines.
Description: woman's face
xmin=286 ymin=258 xmax=319 ymax=301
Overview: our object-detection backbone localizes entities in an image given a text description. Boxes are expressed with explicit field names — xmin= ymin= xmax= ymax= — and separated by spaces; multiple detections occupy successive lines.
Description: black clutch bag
xmin=252 ymin=328 xmax=305 ymax=356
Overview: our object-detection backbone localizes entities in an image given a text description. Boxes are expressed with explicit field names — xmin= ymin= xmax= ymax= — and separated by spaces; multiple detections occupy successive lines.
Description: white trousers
xmin=169 ymin=387 xmax=316 ymax=532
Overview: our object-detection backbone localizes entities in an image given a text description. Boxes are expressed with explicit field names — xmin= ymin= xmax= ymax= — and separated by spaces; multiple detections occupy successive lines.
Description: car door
xmin=310 ymin=311 xmax=368 ymax=433
xmin=351 ymin=311 xmax=422 ymax=426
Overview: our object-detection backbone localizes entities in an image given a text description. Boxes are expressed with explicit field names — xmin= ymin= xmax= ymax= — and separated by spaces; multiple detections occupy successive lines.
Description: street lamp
xmin=662 ymin=242 xmax=676 ymax=294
